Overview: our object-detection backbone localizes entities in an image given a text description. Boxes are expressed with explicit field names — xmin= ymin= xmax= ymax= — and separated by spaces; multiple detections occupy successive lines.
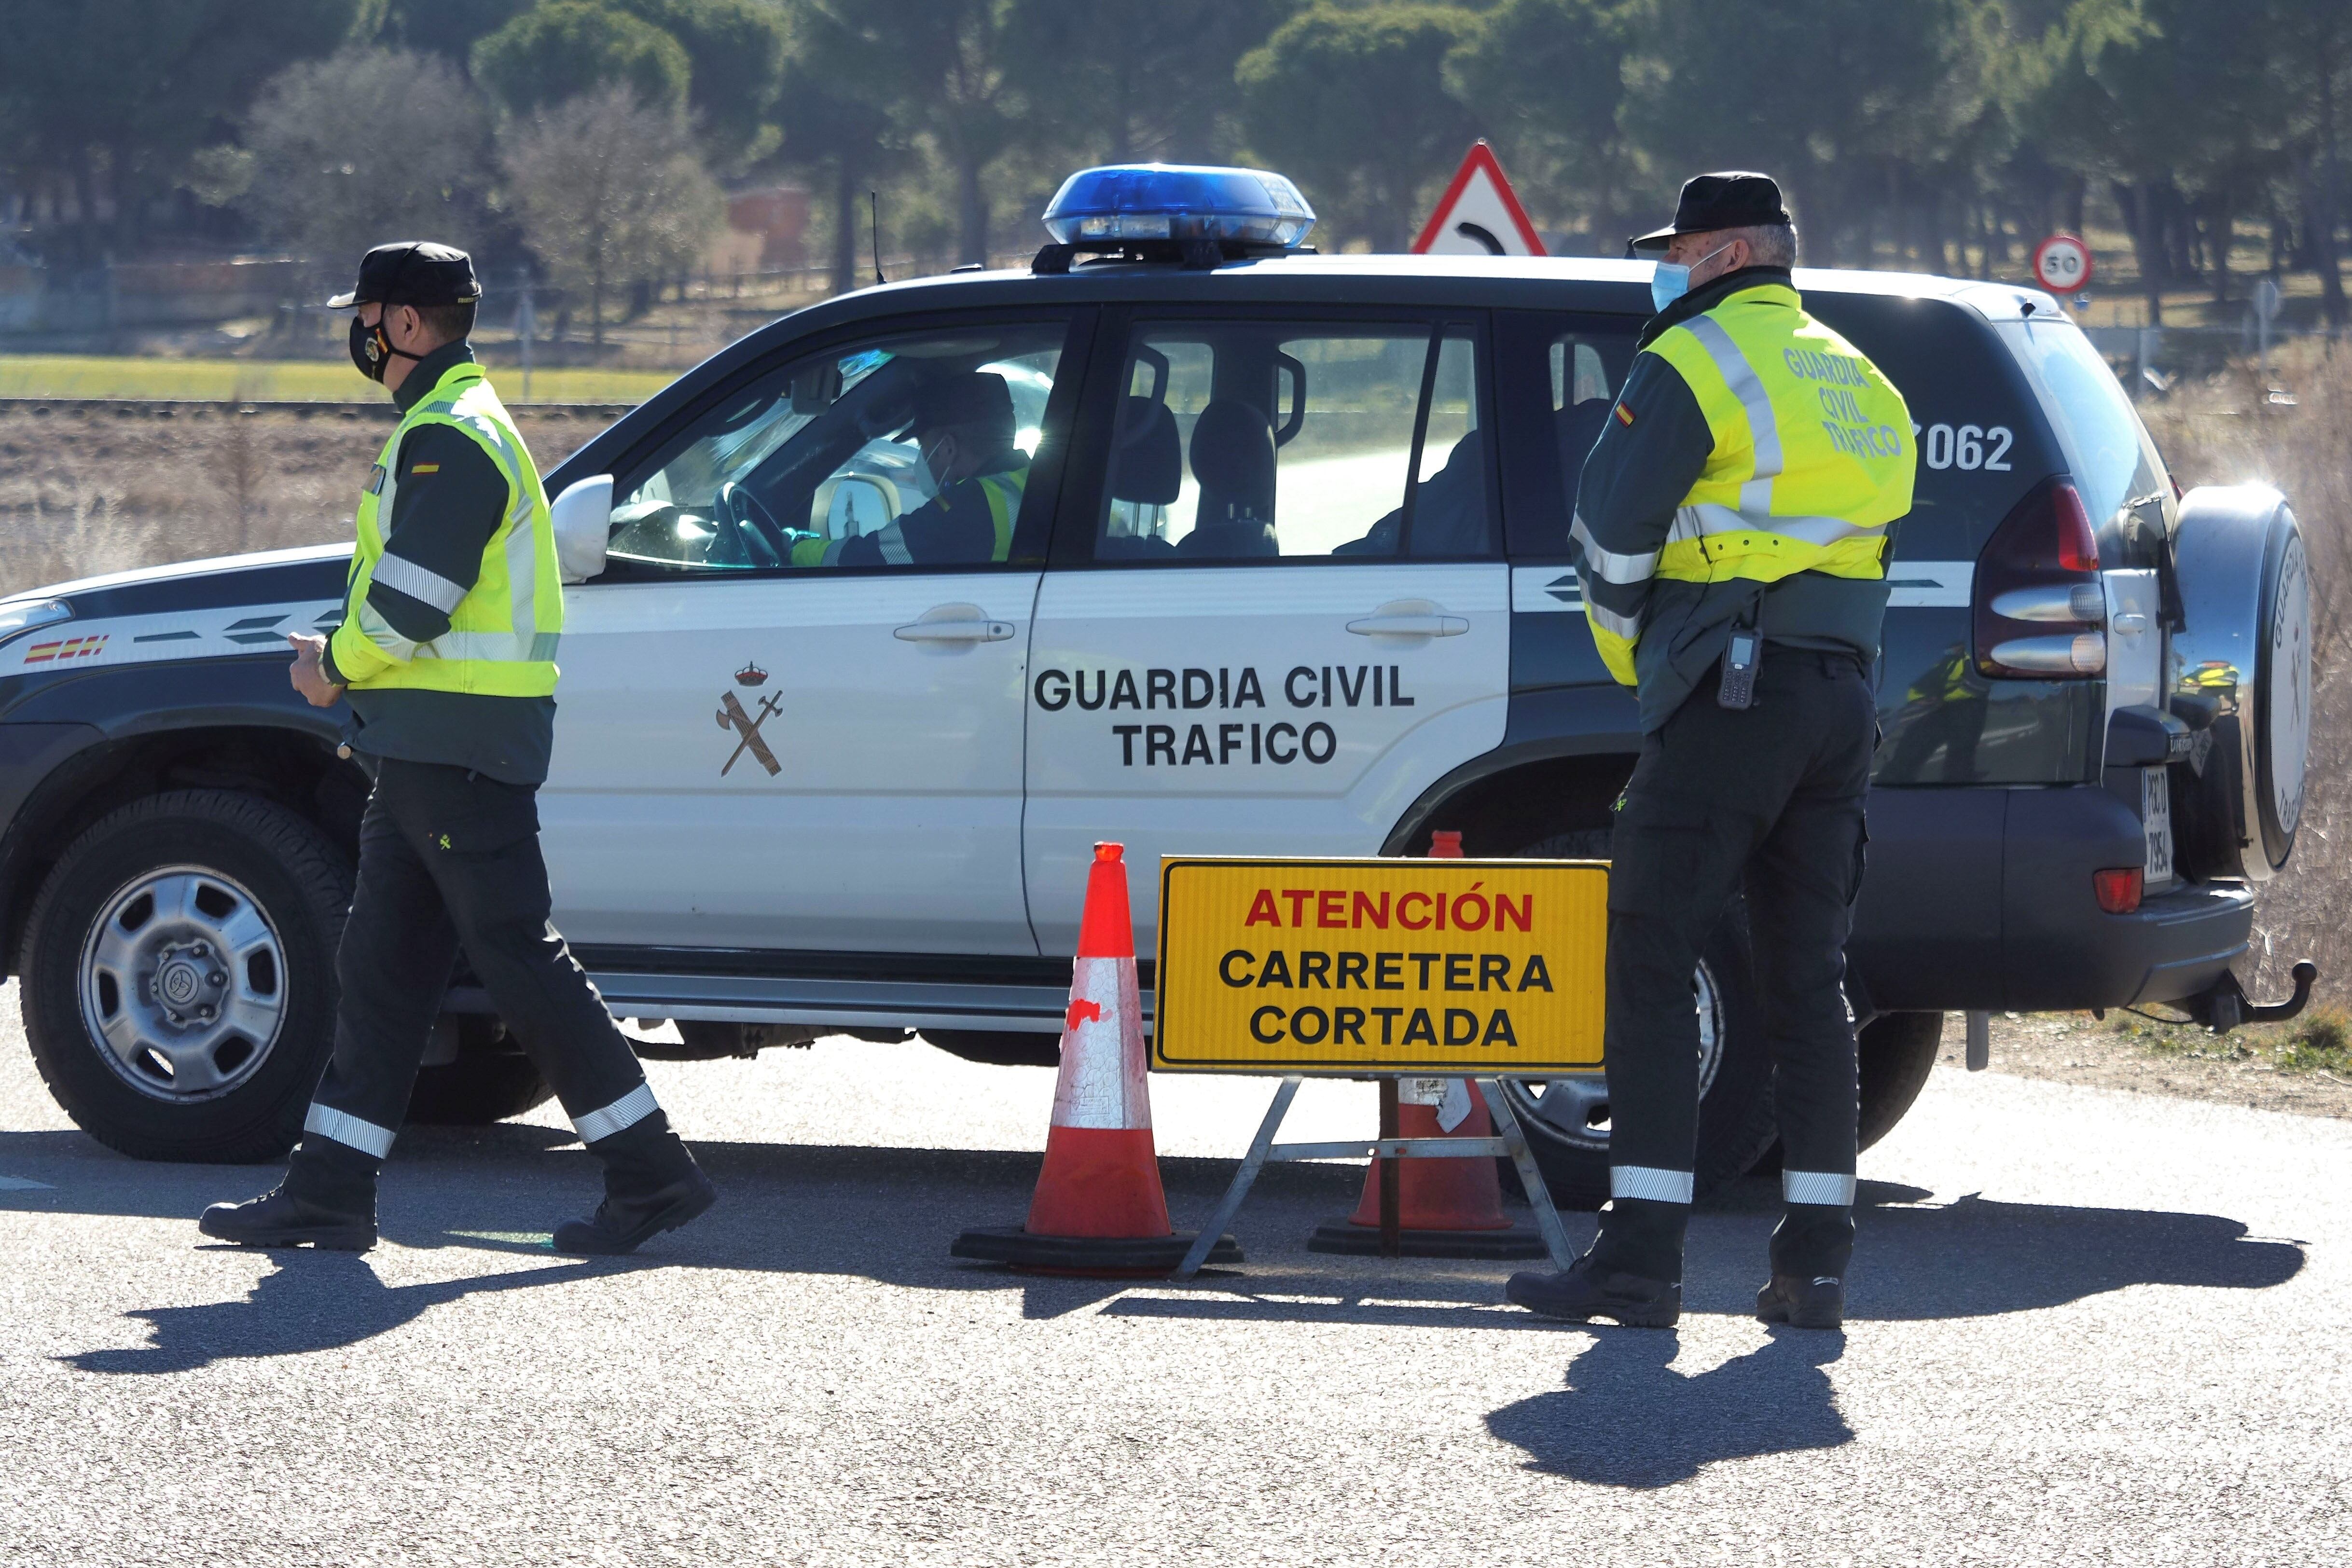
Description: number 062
xmin=1921 ymin=423 xmax=2012 ymax=472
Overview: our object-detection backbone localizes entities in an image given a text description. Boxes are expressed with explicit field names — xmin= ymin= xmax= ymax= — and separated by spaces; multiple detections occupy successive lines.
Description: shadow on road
xmin=3 ymin=1124 xmax=2308 ymax=1364
xmin=1485 ymin=1328 xmax=1852 ymax=1487
xmin=63 ymin=1251 xmax=623 ymax=1375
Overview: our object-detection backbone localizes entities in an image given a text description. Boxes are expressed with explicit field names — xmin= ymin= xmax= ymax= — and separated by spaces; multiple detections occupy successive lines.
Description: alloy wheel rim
xmin=78 ymin=865 xmax=288 ymax=1103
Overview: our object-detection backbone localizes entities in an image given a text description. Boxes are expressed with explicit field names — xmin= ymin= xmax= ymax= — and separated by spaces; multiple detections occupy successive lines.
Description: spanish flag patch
xmin=410 ymin=462 xmax=441 ymax=474
xmin=1613 ymin=402 xmax=1635 ymax=427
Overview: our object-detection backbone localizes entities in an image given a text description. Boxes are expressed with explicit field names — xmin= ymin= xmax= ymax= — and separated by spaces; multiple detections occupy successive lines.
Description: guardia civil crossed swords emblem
xmin=717 ymin=662 xmax=782 ymax=777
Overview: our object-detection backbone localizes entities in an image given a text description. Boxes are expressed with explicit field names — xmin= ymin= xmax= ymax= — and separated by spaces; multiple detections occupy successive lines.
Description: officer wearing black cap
xmin=1505 ymin=175 xmax=1917 ymax=1331
xmin=787 ymin=370 xmax=1029 ymax=566
xmin=201 ymin=242 xmax=716 ymax=1255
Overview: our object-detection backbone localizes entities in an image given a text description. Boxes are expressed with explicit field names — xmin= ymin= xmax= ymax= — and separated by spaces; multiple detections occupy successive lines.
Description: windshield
xmin=609 ymin=326 xmax=1064 ymax=574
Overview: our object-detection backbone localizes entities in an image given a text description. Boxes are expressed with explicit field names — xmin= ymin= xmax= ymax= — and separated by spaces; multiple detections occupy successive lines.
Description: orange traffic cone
xmin=952 ymin=843 xmax=1240 ymax=1276
xmin=1309 ymin=829 xmax=1545 ymax=1259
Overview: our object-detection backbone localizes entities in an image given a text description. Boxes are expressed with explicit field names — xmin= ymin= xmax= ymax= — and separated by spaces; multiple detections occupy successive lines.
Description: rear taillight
xmin=2093 ymin=867 xmax=2144 ymax=914
xmin=2054 ymin=482 xmax=2100 ymax=571
xmin=1974 ymin=476 xmax=2106 ymax=678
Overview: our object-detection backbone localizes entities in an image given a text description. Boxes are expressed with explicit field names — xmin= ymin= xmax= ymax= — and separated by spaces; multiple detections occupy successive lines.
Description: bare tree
xmin=240 ymin=47 xmax=497 ymax=267
xmin=499 ymin=83 xmax=722 ymax=348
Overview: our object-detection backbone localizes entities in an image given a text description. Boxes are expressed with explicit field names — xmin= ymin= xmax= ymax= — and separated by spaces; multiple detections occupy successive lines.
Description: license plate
xmin=2143 ymin=767 xmax=2175 ymax=887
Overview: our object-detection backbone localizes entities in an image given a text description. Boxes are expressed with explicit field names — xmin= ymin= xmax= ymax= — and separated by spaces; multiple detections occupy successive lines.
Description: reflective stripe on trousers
xmin=1783 ymin=1169 xmax=1857 ymax=1206
xmin=573 ymin=1080 xmax=660 ymax=1144
xmin=305 ymin=1102 xmax=397 ymax=1159
xmin=1611 ymin=1165 xmax=1695 ymax=1204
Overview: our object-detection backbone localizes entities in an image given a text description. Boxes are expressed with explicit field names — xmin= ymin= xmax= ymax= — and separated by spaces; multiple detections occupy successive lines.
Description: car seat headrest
xmin=1189 ymin=399 xmax=1276 ymax=515
xmin=1109 ymin=397 xmax=1181 ymax=506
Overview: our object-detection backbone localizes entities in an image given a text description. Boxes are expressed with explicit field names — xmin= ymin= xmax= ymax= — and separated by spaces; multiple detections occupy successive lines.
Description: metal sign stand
xmin=1174 ymin=1075 xmax=1579 ymax=1279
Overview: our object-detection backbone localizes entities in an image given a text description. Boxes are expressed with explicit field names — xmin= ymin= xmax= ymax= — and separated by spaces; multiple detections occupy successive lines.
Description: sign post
xmin=2254 ymin=275 xmax=2283 ymax=380
xmin=1155 ymin=855 xmax=1606 ymax=1277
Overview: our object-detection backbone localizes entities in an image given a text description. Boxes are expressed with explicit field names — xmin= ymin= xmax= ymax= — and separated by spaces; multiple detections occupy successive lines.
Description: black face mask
xmin=349 ymin=312 xmax=420 ymax=384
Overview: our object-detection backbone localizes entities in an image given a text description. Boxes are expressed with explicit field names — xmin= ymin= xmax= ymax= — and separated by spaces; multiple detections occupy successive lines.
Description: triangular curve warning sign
xmin=1412 ymin=141 xmax=1546 ymax=257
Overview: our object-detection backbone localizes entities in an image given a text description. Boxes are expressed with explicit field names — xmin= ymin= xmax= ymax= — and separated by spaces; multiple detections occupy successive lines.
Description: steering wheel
xmin=716 ymin=481 xmax=790 ymax=567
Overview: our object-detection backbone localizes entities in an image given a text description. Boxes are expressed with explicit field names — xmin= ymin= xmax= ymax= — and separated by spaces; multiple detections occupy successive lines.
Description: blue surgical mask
xmin=1651 ymin=243 xmax=1733 ymax=312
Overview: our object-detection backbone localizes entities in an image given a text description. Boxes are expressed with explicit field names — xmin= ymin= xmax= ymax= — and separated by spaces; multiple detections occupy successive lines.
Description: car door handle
xmin=893 ymin=618 xmax=1015 ymax=643
xmin=1346 ymin=613 xmax=1469 ymax=638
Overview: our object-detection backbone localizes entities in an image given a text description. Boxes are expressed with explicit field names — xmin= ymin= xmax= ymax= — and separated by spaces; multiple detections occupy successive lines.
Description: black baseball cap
xmin=911 ymin=371 xmax=1014 ymax=434
xmin=327 ymin=242 xmax=482 ymax=309
xmin=1629 ymin=173 xmax=1792 ymax=254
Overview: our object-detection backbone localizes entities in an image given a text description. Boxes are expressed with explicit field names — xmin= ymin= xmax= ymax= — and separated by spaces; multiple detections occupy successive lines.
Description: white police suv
xmin=0 ymin=166 xmax=2312 ymax=1204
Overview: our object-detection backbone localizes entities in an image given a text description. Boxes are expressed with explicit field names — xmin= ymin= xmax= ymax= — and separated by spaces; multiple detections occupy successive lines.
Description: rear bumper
xmin=1852 ymin=783 xmax=2253 ymax=1012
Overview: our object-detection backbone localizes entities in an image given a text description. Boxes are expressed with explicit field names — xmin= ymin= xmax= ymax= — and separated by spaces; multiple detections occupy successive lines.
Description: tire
xmin=1491 ymin=829 xmax=1778 ymax=1209
xmin=20 ymin=790 xmax=352 ymax=1164
xmin=923 ymin=1029 xmax=1061 ymax=1067
xmin=404 ymin=1018 xmax=554 ymax=1125
xmin=1856 ymin=1010 xmax=1943 ymax=1153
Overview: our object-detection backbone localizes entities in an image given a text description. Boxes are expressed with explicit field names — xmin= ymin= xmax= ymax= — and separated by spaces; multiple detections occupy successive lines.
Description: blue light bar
xmin=1042 ymin=165 xmax=1315 ymax=251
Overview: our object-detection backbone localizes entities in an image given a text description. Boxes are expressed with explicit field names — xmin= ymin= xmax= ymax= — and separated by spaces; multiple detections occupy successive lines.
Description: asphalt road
xmin=1 ymin=987 xmax=2346 ymax=1567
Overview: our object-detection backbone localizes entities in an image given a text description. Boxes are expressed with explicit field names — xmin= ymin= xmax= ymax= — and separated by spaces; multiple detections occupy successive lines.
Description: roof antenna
xmin=870 ymin=191 xmax=885 ymax=287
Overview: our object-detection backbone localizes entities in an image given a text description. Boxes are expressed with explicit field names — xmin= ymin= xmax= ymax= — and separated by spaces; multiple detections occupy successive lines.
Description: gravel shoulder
xmin=1945 ymin=1008 xmax=2352 ymax=1120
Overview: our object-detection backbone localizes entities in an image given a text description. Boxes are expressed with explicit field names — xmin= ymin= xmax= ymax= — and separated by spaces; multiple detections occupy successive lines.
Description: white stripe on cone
xmin=1049 ymin=954 xmax=1149 ymax=1131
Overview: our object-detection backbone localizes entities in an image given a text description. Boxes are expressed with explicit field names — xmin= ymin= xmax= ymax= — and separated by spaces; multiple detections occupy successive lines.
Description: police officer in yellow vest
xmin=1506 ymin=175 xmax=1915 ymax=1331
xmin=202 ymin=243 xmax=714 ymax=1255
xmin=792 ymin=371 xmax=1028 ymax=567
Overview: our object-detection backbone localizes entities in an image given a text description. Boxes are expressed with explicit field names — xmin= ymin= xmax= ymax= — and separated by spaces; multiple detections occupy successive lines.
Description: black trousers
xmin=301 ymin=758 xmax=655 ymax=1164
xmin=1603 ymin=648 xmax=1874 ymax=1273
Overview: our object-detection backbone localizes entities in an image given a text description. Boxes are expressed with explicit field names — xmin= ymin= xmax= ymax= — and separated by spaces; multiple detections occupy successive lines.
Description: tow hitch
xmin=2181 ymin=960 xmax=2320 ymax=1033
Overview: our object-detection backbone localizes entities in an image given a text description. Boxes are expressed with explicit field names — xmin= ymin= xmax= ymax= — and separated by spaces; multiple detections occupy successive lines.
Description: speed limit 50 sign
xmin=2032 ymin=233 xmax=2093 ymax=294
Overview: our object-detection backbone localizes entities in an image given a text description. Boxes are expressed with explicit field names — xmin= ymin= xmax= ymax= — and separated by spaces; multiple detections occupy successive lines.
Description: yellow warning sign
xmin=1153 ymin=856 xmax=1606 ymax=1074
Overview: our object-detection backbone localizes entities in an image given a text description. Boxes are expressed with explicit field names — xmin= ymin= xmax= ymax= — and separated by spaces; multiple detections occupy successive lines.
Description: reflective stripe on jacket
xmin=330 ymin=362 xmax=561 ymax=696
xmin=1576 ymin=281 xmax=1914 ymax=687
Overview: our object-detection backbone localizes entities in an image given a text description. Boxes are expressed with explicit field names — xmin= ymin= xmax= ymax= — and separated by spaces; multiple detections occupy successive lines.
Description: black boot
xmin=1756 ymin=1274 xmax=1844 ymax=1329
xmin=1756 ymin=1204 xmax=1853 ymax=1330
xmin=1505 ymin=1197 xmax=1687 ymax=1328
xmin=199 ymin=1139 xmax=378 ymax=1251
xmin=553 ymin=1112 xmax=715 ymax=1256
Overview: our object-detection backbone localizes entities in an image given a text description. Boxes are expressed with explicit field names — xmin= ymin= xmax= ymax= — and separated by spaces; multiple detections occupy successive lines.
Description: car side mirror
xmin=551 ymin=474 xmax=614 ymax=584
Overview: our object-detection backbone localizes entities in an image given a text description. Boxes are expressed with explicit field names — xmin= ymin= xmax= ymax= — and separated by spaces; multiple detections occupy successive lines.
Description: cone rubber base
xmin=1307 ymin=1218 xmax=1548 ymax=1260
xmin=951 ymin=1224 xmax=1242 ymax=1277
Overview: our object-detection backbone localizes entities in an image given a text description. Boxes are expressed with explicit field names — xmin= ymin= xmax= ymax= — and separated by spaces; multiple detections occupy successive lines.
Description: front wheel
xmin=20 ymin=791 xmax=352 ymax=1163
xmin=1492 ymin=829 xmax=1778 ymax=1209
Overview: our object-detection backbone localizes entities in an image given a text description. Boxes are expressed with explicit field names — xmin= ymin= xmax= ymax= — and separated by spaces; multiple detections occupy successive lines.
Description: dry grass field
xmin=0 ymin=401 xmax=611 ymax=595
xmin=0 ymin=356 xmax=676 ymax=404
xmin=2140 ymin=345 xmax=2352 ymax=1000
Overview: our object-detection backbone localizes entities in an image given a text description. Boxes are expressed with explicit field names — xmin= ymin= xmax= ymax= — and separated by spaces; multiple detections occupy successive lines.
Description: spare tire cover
xmin=2258 ymin=528 xmax=2310 ymax=860
xmin=2170 ymin=484 xmax=2309 ymax=879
